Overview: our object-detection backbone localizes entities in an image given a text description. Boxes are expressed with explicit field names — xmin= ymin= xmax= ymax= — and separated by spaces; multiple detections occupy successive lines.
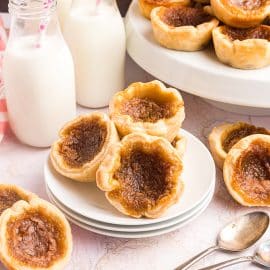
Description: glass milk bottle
xmin=57 ymin=0 xmax=72 ymax=30
xmin=3 ymin=0 xmax=76 ymax=147
xmin=63 ymin=0 xmax=126 ymax=108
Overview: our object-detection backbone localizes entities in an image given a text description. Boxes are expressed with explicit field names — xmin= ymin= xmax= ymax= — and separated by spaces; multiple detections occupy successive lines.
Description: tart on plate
xmin=209 ymin=122 xmax=270 ymax=168
xmin=213 ymin=25 xmax=270 ymax=69
xmin=109 ymin=80 xmax=185 ymax=142
xmin=211 ymin=0 xmax=270 ymax=28
xmin=0 ymin=198 xmax=72 ymax=270
xmin=151 ymin=6 xmax=219 ymax=51
xmin=96 ymin=133 xmax=184 ymax=218
xmin=0 ymin=184 xmax=37 ymax=216
xmin=138 ymin=0 xmax=190 ymax=19
xmin=223 ymin=134 xmax=270 ymax=206
xmin=50 ymin=112 xmax=119 ymax=182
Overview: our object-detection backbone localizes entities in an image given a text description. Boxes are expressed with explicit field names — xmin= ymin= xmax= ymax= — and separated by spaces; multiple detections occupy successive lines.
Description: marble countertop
xmin=0 ymin=56 xmax=269 ymax=270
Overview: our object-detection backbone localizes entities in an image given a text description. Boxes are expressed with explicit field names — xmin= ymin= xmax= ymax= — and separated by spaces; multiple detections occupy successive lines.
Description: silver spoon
xmin=174 ymin=212 xmax=269 ymax=270
xmin=197 ymin=239 xmax=270 ymax=270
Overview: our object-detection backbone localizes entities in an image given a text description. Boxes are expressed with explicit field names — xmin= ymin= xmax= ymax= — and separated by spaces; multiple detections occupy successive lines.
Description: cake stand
xmin=125 ymin=1 xmax=270 ymax=115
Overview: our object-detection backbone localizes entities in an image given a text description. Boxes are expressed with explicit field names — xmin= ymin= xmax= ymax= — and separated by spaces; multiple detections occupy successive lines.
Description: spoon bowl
xmin=254 ymin=240 xmax=270 ymax=267
xmin=218 ymin=211 xmax=270 ymax=252
xmin=198 ymin=239 xmax=270 ymax=270
xmin=175 ymin=212 xmax=269 ymax=270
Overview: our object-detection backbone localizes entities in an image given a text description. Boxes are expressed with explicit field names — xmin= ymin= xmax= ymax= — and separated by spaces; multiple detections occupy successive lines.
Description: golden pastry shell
xmin=0 ymin=198 xmax=72 ymax=270
xmin=223 ymin=134 xmax=270 ymax=206
xmin=151 ymin=6 xmax=219 ymax=51
xmin=211 ymin=0 xmax=270 ymax=28
xmin=208 ymin=123 xmax=229 ymax=169
xmin=109 ymin=80 xmax=185 ymax=142
xmin=172 ymin=131 xmax=187 ymax=159
xmin=96 ymin=133 xmax=184 ymax=218
xmin=213 ymin=25 xmax=270 ymax=69
xmin=138 ymin=0 xmax=190 ymax=19
xmin=50 ymin=112 xmax=119 ymax=182
xmin=0 ymin=184 xmax=37 ymax=208
xmin=208 ymin=122 xmax=270 ymax=169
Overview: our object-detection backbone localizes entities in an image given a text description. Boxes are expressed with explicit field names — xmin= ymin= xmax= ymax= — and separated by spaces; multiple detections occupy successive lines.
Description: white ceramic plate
xmin=44 ymin=128 xmax=215 ymax=226
xmin=56 ymin=187 xmax=214 ymax=238
xmin=125 ymin=1 xmax=270 ymax=110
xmin=46 ymin=180 xmax=215 ymax=232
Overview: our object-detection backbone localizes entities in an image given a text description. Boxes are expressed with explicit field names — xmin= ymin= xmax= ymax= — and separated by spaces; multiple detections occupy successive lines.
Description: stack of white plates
xmin=44 ymin=129 xmax=216 ymax=238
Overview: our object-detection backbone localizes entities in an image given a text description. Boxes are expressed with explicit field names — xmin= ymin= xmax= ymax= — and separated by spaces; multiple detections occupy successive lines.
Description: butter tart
xmin=96 ymin=133 xmax=184 ymax=218
xmin=0 ymin=184 xmax=37 ymax=216
xmin=211 ymin=0 xmax=270 ymax=28
xmin=50 ymin=112 xmax=119 ymax=182
xmin=223 ymin=134 xmax=270 ymax=206
xmin=213 ymin=25 xmax=270 ymax=69
xmin=209 ymin=122 xmax=270 ymax=169
xmin=0 ymin=198 xmax=72 ymax=270
xmin=151 ymin=6 xmax=219 ymax=51
xmin=138 ymin=0 xmax=190 ymax=19
xmin=109 ymin=81 xmax=185 ymax=142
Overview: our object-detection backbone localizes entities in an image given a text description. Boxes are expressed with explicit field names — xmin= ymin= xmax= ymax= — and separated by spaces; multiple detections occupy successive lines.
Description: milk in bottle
xmin=3 ymin=0 xmax=76 ymax=147
xmin=64 ymin=0 xmax=126 ymax=108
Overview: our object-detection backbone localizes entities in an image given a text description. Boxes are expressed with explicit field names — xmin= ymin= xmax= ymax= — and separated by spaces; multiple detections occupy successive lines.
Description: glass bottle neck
xmin=9 ymin=0 xmax=57 ymax=19
xmin=8 ymin=0 xmax=62 ymax=46
xmin=71 ymin=0 xmax=118 ymax=14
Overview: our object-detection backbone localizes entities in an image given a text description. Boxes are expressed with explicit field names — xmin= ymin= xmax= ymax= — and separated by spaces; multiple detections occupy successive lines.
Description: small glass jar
xmin=3 ymin=0 xmax=76 ymax=147
xmin=63 ymin=0 xmax=126 ymax=108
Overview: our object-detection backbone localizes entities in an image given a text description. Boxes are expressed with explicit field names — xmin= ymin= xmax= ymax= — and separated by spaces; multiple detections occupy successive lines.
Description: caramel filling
xmin=232 ymin=140 xmax=270 ymax=203
xmin=229 ymin=0 xmax=264 ymax=9
xmin=60 ymin=118 xmax=107 ymax=167
xmin=121 ymin=97 xmax=175 ymax=123
xmin=0 ymin=189 xmax=22 ymax=215
xmin=162 ymin=7 xmax=213 ymax=27
xmin=222 ymin=124 xmax=269 ymax=153
xmin=224 ymin=26 xmax=270 ymax=41
xmin=7 ymin=212 xmax=64 ymax=268
xmin=111 ymin=147 xmax=175 ymax=216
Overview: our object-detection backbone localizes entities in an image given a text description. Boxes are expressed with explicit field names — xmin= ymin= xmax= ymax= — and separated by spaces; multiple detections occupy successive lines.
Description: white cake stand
xmin=125 ymin=1 xmax=270 ymax=115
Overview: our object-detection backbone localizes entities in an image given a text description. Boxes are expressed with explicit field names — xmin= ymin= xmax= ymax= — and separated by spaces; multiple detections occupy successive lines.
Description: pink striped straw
xmin=36 ymin=0 xmax=53 ymax=48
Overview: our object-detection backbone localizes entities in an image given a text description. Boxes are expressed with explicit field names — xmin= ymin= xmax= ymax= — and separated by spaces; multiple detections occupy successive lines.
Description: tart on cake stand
xmin=125 ymin=0 xmax=270 ymax=115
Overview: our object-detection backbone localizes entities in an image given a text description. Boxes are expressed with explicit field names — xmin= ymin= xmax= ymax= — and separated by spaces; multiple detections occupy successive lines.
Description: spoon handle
xmin=197 ymin=256 xmax=254 ymax=270
xmin=174 ymin=246 xmax=219 ymax=270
